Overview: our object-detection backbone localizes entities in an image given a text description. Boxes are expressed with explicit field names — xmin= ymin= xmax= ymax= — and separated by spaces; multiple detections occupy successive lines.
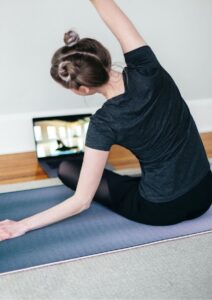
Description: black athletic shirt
xmin=85 ymin=45 xmax=210 ymax=203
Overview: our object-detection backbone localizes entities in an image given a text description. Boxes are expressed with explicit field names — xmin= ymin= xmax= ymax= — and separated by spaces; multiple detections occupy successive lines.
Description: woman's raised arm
xmin=89 ymin=0 xmax=147 ymax=53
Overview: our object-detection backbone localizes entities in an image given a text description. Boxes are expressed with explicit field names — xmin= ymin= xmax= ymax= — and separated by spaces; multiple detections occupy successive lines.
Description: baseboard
xmin=0 ymin=98 xmax=211 ymax=155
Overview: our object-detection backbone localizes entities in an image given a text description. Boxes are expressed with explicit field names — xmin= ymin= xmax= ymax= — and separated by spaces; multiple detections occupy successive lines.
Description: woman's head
xmin=50 ymin=30 xmax=112 ymax=96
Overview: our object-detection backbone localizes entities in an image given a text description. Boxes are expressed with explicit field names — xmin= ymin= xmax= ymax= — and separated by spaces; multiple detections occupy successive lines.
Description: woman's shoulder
xmin=90 ymin=105 xmax=112 ymax=124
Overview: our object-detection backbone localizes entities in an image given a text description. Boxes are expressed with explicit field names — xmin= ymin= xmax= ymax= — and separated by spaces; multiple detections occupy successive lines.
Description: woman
xmin=0 ymin=0 xmax=212 ymax=241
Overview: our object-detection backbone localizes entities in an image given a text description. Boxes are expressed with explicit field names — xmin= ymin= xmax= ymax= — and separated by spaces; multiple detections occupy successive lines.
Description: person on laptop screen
xmin=0 ymin=0 xmax=212 ymax=241
xmin=56 ymin=139 xmax=77 ymax=152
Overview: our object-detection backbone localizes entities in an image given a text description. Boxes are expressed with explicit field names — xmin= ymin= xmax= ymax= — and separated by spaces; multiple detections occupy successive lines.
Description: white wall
xmin=0 ymin=0 xmax=212 ymax=154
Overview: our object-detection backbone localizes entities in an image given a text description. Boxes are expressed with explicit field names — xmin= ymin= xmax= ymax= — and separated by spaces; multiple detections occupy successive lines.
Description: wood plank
xmin=201 ymin=132 xmax=212 ymax=158
xmin=0 ymin=152 xmax=48 ymax=184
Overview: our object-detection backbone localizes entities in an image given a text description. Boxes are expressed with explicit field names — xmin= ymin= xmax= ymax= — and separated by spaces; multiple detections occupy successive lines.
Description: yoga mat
xmin=0 ymin=183 xmax=212 ymax=276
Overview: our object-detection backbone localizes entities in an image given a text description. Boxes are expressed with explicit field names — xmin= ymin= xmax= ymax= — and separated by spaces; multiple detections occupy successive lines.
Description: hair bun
xmin=64 ymin=30 xmax=80 ymax=47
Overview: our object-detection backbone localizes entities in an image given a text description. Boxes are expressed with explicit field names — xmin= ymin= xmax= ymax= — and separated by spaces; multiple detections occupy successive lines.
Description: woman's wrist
xmin=18 ymin=219 xmax=33 ymax=233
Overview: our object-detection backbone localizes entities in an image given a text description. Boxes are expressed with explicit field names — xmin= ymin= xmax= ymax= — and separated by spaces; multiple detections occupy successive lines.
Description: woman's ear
xmin=70 ymin=86 xmax=89 ymax=96
xmin=71 ymin=86 xmax=96 ymax=96
xmin=78 ymin=85 xmax=90 ymax=94
xmin=79 ymin=86 xmax=97 ymax=96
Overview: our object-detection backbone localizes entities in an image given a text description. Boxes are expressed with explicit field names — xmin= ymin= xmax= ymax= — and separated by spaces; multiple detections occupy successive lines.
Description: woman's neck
xmin=97 ymin=69 xmax=125 ymax=100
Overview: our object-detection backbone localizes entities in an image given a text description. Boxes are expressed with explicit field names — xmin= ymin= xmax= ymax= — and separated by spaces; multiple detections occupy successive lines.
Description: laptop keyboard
xmin=47 ymin=160 xmax=61 ymax=168
xmin=47 ymin=156 xmax=83 ymax=169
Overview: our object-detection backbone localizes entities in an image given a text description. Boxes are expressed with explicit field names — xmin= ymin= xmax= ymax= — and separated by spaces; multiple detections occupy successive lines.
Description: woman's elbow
xmin=81 ymin=202 xmax=91 ymax=211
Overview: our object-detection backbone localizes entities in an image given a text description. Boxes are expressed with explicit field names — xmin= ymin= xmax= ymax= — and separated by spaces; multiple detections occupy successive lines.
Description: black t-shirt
xmin=85 ymin=45 xmax=210 ymax=203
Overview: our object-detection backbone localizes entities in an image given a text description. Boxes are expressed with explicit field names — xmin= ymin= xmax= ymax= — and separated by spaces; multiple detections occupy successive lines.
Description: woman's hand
xmin=0 ymin=219 xmax=27 ymax=242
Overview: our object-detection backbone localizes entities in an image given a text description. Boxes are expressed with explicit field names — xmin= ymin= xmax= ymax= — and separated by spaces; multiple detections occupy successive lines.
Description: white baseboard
xmin=0 ymin=99 xmax=211 ymax=155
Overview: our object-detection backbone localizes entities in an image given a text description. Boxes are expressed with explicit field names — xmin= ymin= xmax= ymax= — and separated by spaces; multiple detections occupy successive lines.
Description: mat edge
xmin=1 ymin=229 xmax=212 ymax=277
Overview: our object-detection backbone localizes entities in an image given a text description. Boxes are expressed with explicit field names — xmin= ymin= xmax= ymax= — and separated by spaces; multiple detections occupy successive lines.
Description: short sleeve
xmin=124 ymin=45 xmax=161 ymax=68
xmin=85 ymin=115 xmax=115 ymax=151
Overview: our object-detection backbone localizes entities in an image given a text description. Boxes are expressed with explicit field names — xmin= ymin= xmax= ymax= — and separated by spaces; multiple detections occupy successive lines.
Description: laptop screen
xmin=32 ymin=113 xmax=92 ymax=159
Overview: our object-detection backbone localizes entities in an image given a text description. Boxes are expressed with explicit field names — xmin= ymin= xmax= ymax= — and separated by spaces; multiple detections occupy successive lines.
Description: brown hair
xmin=50 ymin=29 xmax=112 ymax=90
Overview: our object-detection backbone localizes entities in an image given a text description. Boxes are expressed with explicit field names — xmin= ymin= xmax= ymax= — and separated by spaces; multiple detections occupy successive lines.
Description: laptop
xmin=32 ymin=113 xmax=114 ymax=178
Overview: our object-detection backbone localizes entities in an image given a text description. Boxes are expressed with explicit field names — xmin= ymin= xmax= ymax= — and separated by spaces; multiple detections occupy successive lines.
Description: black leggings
xmin=57 ymin=158 xmax=212 ymax=226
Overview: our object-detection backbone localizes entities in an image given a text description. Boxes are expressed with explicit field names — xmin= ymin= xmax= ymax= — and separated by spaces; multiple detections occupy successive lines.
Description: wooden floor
xmin=0 ymin=132 xmax=212 ymax=185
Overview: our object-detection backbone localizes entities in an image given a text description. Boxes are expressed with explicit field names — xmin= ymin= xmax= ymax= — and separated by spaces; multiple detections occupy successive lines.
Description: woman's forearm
xmin=19 ymin=195 xmax=89 ymax=232
xmin=89 ymin=0 xmax=127 ymax=32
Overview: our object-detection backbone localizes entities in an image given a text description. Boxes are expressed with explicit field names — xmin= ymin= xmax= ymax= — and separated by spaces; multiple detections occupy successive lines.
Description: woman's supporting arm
xmin=21 ymin=146 xmax=109 ymax=232
xmin=20 ymin=195 xmax=89 ymax=232
xmin=89 ymin=0 xmax=147 ymax=53
xmin=0 ymin=146 xmax=110 ymax=241
xmin=0 ymin=196 xmax=87 ymax=241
